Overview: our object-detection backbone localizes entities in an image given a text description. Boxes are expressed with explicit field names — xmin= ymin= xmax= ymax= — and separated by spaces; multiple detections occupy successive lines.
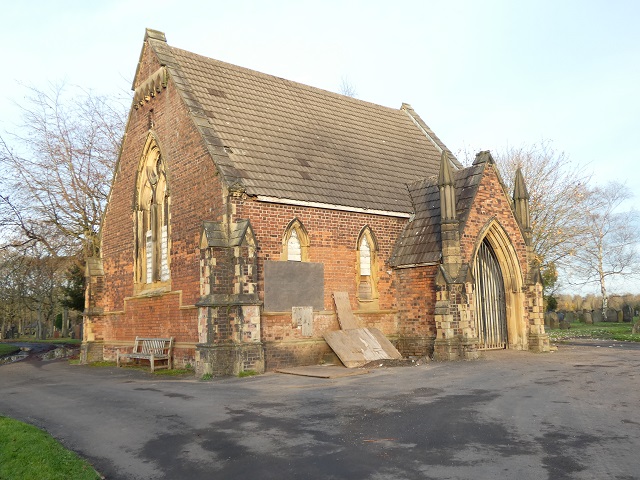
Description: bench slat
xmin=117 ymin=337 xmax=174 ymax=372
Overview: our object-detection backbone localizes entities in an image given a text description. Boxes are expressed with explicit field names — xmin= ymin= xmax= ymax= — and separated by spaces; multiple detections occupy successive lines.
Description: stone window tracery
xmin=135 ymin=136 xmax=170 ymax=287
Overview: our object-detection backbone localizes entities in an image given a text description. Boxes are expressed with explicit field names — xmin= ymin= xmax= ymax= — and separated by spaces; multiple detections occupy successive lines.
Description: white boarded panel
xmin=292 ymin=306 xmax=313 ymax=337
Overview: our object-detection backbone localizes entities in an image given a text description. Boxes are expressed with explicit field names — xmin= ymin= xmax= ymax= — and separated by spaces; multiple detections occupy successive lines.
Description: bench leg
xmin=117 ymin=352 xmax=120 ymax=368
xmin=150 ymin=354 xmax=155 ymax=373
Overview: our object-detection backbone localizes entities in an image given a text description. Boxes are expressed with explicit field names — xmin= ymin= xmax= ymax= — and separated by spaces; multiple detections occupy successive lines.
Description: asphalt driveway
xmin=1 ymin=342 xmax=639 ymax=480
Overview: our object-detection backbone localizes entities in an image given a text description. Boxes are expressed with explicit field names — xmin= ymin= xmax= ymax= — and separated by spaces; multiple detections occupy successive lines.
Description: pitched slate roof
xmin=389 ymin=162 xmax=486 ymax=267
xmin=140 ymin=29 xmax=459 ymax=215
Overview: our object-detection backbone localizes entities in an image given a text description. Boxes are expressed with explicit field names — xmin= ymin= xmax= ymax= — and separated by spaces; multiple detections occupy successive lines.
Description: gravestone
xmin=565 ymin=311 xmax=575 ymax=323
xmin=547 ymin=311 xmax=559 ymax=329
xmin=617 ymin=310 xmax=623 ymax=322
xmin=584 ymin=311 xmax=593 ymax=325
xmin=559 ymin=320 xmax=571 ymax=330
xmin=633 ymin=322 xmax=640 ymax=334
xmin=622 ymin=306 xmax=632 ymax=322
xmin=606 ymin=308 xmax=618 ymax=323
xmin=544 ymin=311 xmax=552 ymax=327
xmin=593 ymin=309 xmax=603 ymax=323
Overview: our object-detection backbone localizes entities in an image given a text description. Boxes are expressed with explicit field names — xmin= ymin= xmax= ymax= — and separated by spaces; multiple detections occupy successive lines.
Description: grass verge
xmin=0 ymin=344 xmax=21 ymax=356
xmin=547 ymin=321 xmax=640 ymax=342
xmin=152 ymin=368 xmax=194 ymax=376
xmin=0 ymin=416 xmax=101 ymax=480
xmin=88 ymin=361 xmax=117 ymax=367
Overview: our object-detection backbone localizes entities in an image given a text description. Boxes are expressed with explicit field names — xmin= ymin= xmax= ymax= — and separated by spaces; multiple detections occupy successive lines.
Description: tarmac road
xmin=0 ymin=341 xmax=639 ymax=480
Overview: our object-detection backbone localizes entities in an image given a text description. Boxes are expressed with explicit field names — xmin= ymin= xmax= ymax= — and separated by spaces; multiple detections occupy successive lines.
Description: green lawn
xmin=547 ymin=321 xmax=640 ymax=342
xmin=0 ymin=416 xmax=101 ymax=480
xmin=0 ymin=344 xmax=20 ymax=356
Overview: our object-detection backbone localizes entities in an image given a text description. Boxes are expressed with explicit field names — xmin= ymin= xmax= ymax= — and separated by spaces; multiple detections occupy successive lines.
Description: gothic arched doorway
xmin=473 ymin=239 xmax=508 ymax=349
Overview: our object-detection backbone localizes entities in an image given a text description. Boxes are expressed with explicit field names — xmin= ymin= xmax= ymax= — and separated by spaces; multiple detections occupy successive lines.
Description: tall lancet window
xmin=135 ymin=136 xmax=170 ymax=286
xmin=357 ymin=227 xmax=378 ymax=304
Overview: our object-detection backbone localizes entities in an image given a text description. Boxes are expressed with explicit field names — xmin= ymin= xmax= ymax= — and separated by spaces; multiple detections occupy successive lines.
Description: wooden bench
xmin=117 ymin=337 xmax=174 ymax=372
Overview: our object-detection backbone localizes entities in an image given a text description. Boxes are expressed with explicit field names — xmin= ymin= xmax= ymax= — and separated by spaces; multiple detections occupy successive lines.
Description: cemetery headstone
xmin=584 ymin=311 xmax=593 ymax=325
xmin=593 ymin=309 xmax=603 ymax=323
xmin=544 ymin=311 xmax=553 ymax=327
xmin=606 ymin=308 xmax=618 ymax=323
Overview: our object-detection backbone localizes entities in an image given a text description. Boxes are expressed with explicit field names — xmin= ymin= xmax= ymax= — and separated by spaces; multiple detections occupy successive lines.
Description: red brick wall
xmin=232 ymin=198 xmax=410 ymax=368
xmin=94 ymin=43 xmax=224 ymax=349
xmin=460 ymin=163 xmax=529 ymax=278
xmin=233 ymin=198 xmax=406 ymax=311
xmin=395 ymin=265 xmax=438 ymax=336
xmin=394 ymin=265 xmax=438 ymax=356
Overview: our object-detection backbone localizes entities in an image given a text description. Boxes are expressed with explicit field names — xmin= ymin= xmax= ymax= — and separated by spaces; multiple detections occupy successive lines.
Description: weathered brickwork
xmin=460 ymin=164 xmax=529 ymax=278
xmin=264 ymin=339 xmax=335 ymax=370
xmin=394 ymin=266 xmax=438 ymax=357
xmin=234 ymin=197 xmax=406 ymax=310
xmin=232 ymin=197 xmax=414 ymax=367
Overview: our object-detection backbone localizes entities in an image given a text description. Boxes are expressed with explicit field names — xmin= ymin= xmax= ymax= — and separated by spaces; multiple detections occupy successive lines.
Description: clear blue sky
xmin=1 ymin=0 xmax=639 ymax=290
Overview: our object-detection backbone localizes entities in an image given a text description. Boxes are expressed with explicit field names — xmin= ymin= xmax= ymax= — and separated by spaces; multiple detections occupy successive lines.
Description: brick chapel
xmin=82 ymin=29 xmax=550 ymax=375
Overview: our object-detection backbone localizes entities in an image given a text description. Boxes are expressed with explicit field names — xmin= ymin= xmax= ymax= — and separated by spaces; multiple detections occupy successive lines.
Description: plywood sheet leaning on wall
xmin=332 ymin=291 xmax=359 ymax=330
xmin=324 ymin=328 xmax=402 ymax=368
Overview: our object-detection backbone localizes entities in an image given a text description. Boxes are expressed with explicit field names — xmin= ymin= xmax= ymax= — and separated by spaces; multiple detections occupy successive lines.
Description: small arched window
xmin=357 ymin=226 xmax=379 ymax=305
xmin=359 ymin=236 xmax=372 ymax=276
xmin=287 ymin=229 xmax=302 ymax=262
xmin=135 ymin=135 xmax=170 ymax=287
xmin=282 ymin=219 xmax=309 ymax=262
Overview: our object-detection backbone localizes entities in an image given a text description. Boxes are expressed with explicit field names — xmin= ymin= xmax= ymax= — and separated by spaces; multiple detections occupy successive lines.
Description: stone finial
xmin=513 ymin=167 xmax=530 ymax=201
xmin=438 ymin=151 xmax=454 ymax=187
xmin=439 ymin=151 xmax=457 ymax=222
xmin=145 ymin=29 xmax=167 ymax=43
xmin=513 ymin=167 xmax=531 ymax=231
xmin=473 ymin=150 xmax=495 ymax=165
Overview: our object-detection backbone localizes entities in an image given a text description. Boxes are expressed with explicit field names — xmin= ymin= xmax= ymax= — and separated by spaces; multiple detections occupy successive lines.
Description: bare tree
xmin=568 ymin=182 xmax=639 ymax=316
xmin=456 ymin=141 xmax=591 ymax=308
xmin=494 ymin=141 xmax=591 ymax=272
xmin=0 ymin=247 xmax=67 ymax=339
xmin=339 ymin=76 xmax=358 ymax=98
xmin=0 ymin=83 xmax=126 ymax=338
xmin=0 ymin=82 xmax=127 ymax=258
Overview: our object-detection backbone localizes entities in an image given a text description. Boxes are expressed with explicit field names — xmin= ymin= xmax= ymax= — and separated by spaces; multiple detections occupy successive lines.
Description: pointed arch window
xmin=287 ymin=229 xmax=301 ymax=261
xmin=282 ymin=219 xmax=309 ymax=262
xmin=135 ymin=135 xmax=170 ymax=287
xmin=357 ymin=227 xmax=379 ymax=305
